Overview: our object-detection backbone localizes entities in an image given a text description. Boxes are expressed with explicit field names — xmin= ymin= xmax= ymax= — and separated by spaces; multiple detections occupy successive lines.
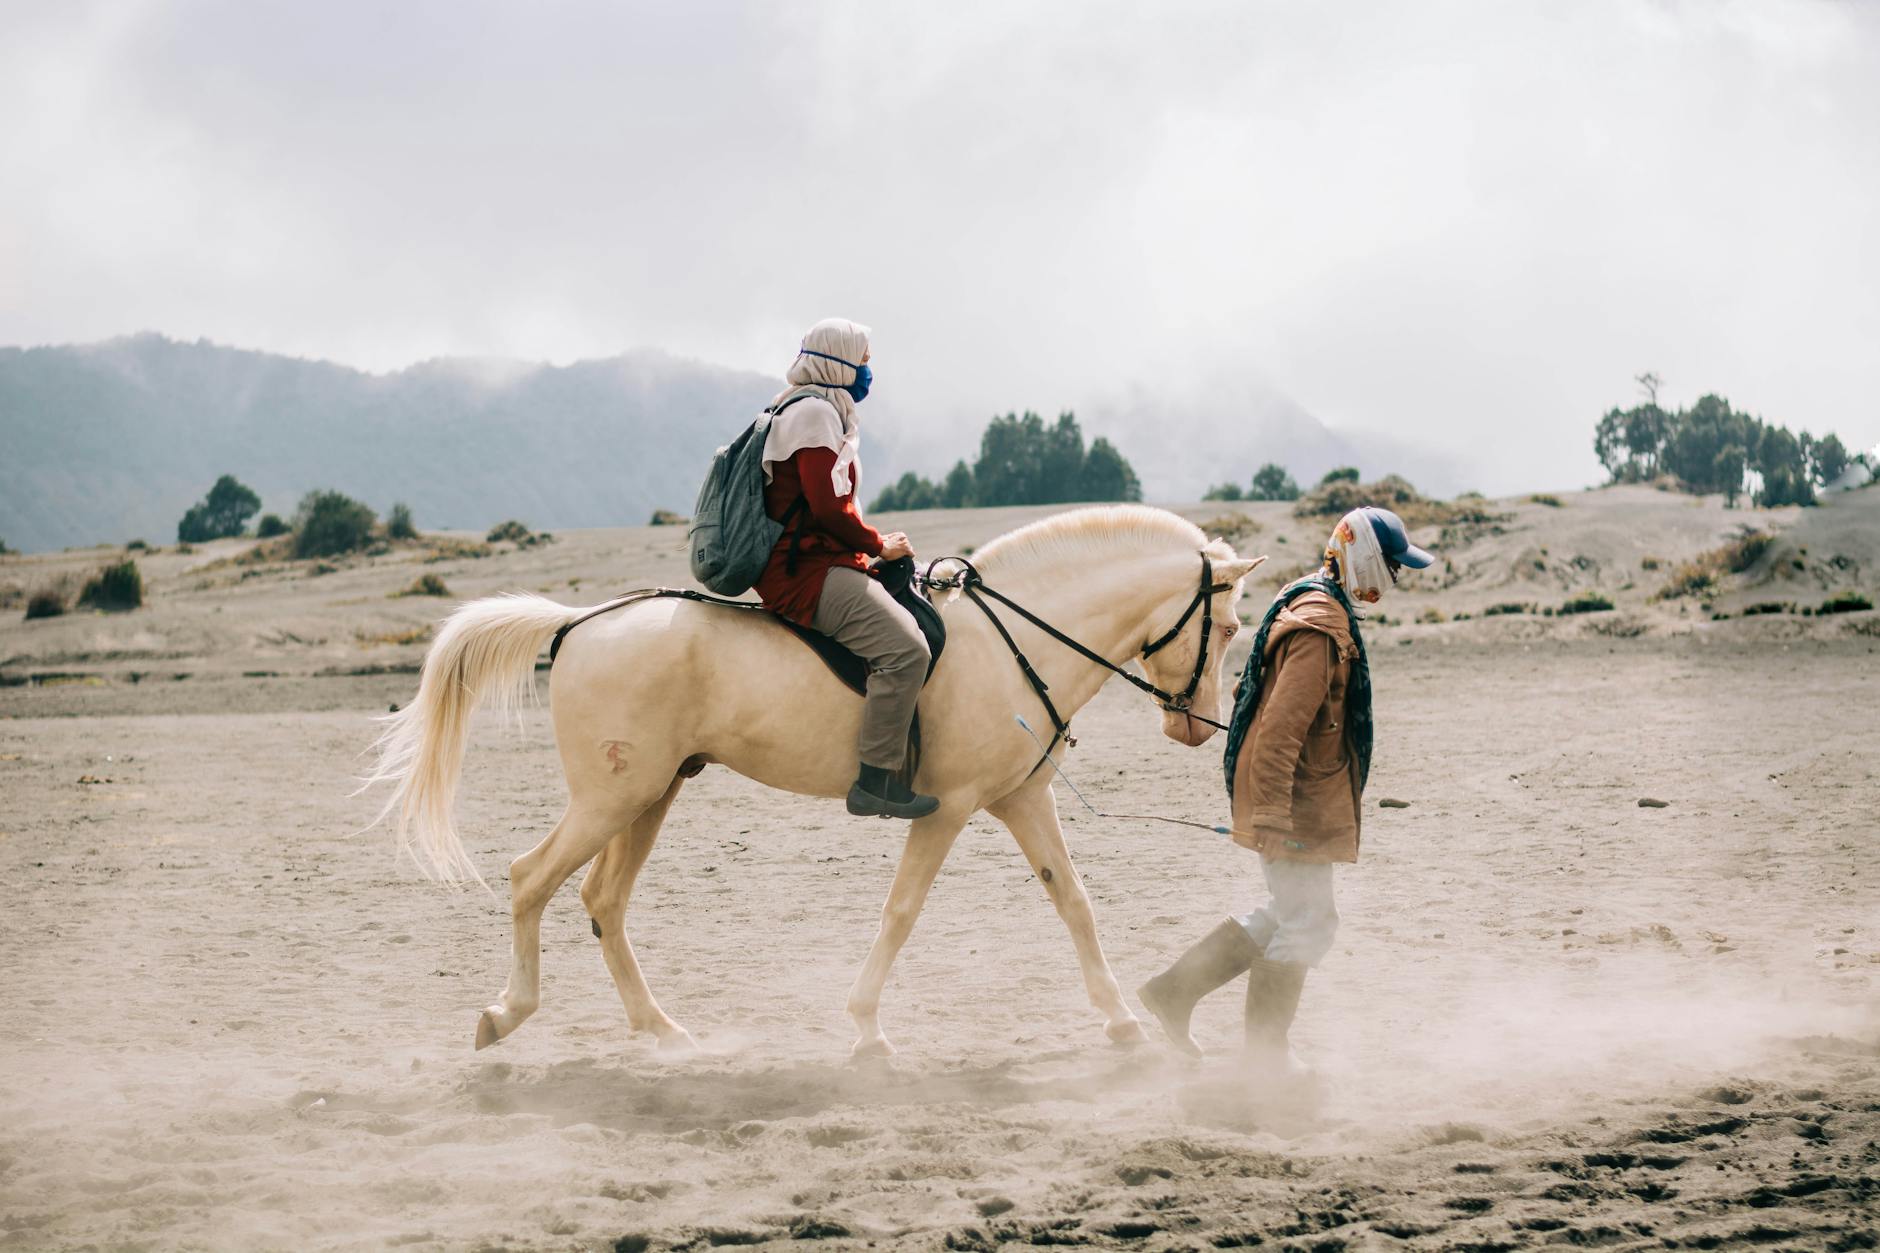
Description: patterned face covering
xmin=1323 ymin=508 xmax=1395 ymax=605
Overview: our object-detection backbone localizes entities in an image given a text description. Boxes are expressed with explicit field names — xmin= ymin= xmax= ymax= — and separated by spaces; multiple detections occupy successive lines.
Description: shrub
xmin=1528 ymin=494 xmax=1563 ymax=508
xmin=78 ymin=560 xmax=143 ymax=611
xmin=396 ymin=573 xmax=451 ymax=598
xmin=177 ymin=474 xmax=262 ymax=542
xmin=1586 ymin=615 xmax=1649 ymax=638
xmin=1639 ymin=555 xmax=1662 ymax=571
xmin=1198 ymin=512 xmax=1260 ymax=546
xmin=485 ymin=519 xmax=554 ymax=548
xmin=125 ymin=539 xmax=148 ymax=551
xmin=255 ymin=513 xmax=290 ymax=538
xmin=1416 ymin=606 xmax=1446 ymax=624
xmin=0 ymin=582 xmax=19 ymax=609
xmin=1319 ymin=466 xmax=1360 ymax=485
xmin=649 ymin=509 xmax=689 ymax=526
xmin=487 ymin=519 xmax=532 ymax=543
xmin=1654 ymin=530 xmax=1770 ymax=601
xmin=1482 ymin=602 xmax=1533 ymax=617
xmin=25 ymin=587 xmax=67 ymax=619
xmin=1820 ymin=591 xmax=1874 ymax=615
xmin=386 ymin=502 xmax=419 ymax=540
xmin=294 ymin=490 xmax=378 ymax=559
xmin=1741 ymin=602 xmax=1793 ymax=616
xmin=1558 ymin=592 xmax=1615 ymax=615
xmin=1202 ymin=483 xmax=1244 ymax=501
xmin=0 ymin=537 xmax=9 ymax=555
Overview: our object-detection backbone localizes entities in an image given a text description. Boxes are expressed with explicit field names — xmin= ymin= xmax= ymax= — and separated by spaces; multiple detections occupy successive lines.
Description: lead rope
xmin=1014 ymin=714 xmax=1239 ymax=840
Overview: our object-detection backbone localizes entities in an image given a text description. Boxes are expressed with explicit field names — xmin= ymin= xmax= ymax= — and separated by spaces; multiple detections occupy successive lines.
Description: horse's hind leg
xmin=579 ymin=772 xmax=694 ymax=1053
xmin=988 ymin=781 xmax=1147 ymax=1045
xmin=476 ymin=794 xmax=652 ymax=1050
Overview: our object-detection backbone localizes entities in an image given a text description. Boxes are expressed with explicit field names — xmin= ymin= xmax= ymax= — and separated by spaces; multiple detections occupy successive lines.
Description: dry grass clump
xmin=0 ymin=581 xmax=22 ymax=610
xmin=77 ymin=560 xmax=143 ymax=612
xmin=1292 ymin=474 xmax=1507 ymax=547
xmin=1820 ymin=591 xmax=1873 ymax=615
xmin=1482 ymin=602 xmax=1533 ymax=617
xmin=1558 ymin=592 xmax=1615 ymax=615
xmin=1654 ymin=530 xmax=1771 ymax=600
xmin=1198 ymin=512 xmax=1262 ymax=546
xmin=486 ymin=519 xmax=553 ymax=547
xmin=1586 ymin=615 xmax=1649 ymax=638
xmin=395 ymin=573 xmax=451 ymax=598
xmin=24 ymin=586 xmax=68 ymax=619
xmin=1528 ymin=494 xmax=1564 ymax=507
xmin=356 ymin=624 xmax=434 ymax=648
xmin=1416 ymin=606 xmax=1446 ymax=624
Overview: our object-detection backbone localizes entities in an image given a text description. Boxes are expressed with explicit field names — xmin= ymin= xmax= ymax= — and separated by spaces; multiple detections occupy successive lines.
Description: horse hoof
xmin=1106 ymin=1017 xmax=1149 ymax=1047
xmin=474 ymin=1011 xmax=501 ymax=1051
xmin=655 ymin=1027 xmax=699 ymax=1056
xmin=850 ymin=1034 xmax=895 ymax=1061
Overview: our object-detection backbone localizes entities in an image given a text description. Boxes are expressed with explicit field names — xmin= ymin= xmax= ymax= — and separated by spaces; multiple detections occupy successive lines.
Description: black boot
xmin=1136 ymin=918 xmax=1264 ymax=1057
xmin=847 ymin=764 xmax=941 ymax=820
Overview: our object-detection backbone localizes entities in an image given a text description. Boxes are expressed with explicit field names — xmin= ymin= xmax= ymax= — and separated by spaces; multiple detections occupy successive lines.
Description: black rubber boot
xmin=846 ymin=764 xmax=941 ymax=820
xmin=1244 ymin=956 xmax=1311 ymax=1078
xmin=1136 ymin=918 xmax=1264 ymax=1057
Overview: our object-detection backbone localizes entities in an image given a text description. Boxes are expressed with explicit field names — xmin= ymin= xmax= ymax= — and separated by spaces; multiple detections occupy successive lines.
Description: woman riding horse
xmin=754 ymin=318 xmax=939 ymax=821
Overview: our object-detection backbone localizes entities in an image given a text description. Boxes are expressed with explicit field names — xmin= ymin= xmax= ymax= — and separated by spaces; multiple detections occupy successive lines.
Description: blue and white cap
xmin=1362 ymin=507 xmax=1434 ymax=569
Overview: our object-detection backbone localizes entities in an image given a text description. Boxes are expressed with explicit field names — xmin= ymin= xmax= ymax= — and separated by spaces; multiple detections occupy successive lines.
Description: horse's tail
xmin=358 ymin=592 xmax=577 ymax=886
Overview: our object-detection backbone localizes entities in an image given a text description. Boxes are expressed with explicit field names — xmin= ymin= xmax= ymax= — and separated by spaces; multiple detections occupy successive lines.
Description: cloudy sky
xmin=4 ymin=0 xmax=1876 ymax=491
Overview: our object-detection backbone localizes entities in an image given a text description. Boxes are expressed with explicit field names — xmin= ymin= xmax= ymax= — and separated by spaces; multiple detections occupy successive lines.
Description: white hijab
xmin=1323 ymin=508 xmax=1393 ymax=607
xmin=760 ymin=317 xmax=870 ymax=497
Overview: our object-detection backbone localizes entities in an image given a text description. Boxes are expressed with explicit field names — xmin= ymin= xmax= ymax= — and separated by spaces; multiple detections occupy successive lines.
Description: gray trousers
xmin=812 ymin=567 xmax=931 ymax=771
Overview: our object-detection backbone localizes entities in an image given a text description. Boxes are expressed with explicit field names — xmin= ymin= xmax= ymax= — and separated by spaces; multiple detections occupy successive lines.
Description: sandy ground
xmin=1 ymin=493 xmax=1876 ymax=1251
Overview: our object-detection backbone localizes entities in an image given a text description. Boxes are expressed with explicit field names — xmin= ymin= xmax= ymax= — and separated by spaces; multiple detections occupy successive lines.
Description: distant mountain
xmin=0 ymin=335 xmax=790 ymax=552
xmin=1081 ymin=371 xmax=1472 ymax=502
xmin=0 ymin=334 xmax=1468 ymax=553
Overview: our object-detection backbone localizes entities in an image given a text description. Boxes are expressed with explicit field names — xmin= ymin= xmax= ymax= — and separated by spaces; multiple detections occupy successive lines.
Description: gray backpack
xmin=688 ymin=394 xmax=815 ymax=596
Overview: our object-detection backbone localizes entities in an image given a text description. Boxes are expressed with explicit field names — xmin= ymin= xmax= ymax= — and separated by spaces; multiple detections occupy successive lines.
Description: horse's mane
xmin=967 ymin=505 xmax=1232 ymax=579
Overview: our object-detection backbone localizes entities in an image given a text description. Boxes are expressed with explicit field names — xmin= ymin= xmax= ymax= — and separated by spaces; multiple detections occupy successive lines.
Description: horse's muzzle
xmin=1162 ymin=708 xmax=1218 ymax=747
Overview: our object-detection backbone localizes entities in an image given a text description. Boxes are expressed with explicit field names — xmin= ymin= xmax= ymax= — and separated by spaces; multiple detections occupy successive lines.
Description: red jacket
xmin=753 ymin=446 xmax=883 ymax=626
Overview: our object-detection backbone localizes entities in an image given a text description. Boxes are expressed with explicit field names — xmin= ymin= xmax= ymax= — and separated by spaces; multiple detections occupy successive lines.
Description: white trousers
xmin=1234 ymin=855 xmax=1339 ymax=967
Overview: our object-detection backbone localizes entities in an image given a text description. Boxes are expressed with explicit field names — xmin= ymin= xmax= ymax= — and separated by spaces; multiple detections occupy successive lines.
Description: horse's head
xmin=1138 ymin=543 xmax=1265 ymax=747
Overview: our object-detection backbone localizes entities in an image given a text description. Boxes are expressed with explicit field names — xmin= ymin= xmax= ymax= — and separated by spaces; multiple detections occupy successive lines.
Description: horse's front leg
xmin=988 ymin=780 xmax=1146 ymax=1045
xmin=846 ymin=806 xmax=968 ymax=1060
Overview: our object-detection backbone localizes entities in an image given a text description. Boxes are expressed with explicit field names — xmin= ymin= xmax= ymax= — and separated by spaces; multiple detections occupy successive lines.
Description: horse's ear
xmin=1215 ymin=555 xmax=1266 ymax=584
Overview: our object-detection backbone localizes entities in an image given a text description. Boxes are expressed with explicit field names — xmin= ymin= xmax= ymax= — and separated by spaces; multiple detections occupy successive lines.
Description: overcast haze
xmin=5 ymin=0 xmax=1877 ymax=492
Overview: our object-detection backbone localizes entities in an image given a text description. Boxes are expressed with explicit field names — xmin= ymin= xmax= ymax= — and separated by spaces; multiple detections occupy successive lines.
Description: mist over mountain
xmin=0 ymin=335 xmax=791 ymax=553
xmin=0 ymin=334 xmax=1450 ymax=554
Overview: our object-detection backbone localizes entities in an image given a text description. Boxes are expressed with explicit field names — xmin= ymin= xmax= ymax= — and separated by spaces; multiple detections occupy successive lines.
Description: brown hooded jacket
xmin=1229 ymin=589 xmax=1362 ymax=863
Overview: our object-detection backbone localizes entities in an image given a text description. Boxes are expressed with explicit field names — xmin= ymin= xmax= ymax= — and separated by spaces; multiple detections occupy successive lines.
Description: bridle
xmin=922 ymin=552 xmax=1237 ymax=754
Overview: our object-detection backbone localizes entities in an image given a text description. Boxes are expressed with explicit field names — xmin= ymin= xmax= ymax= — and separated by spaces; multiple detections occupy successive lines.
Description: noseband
xmin=924 ymin=552 xmax=1236 ymax=755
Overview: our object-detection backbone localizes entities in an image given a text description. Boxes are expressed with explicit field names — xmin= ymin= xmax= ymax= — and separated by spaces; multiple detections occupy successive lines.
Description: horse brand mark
xmin=601 ymin=740 xmax=631 ymax=774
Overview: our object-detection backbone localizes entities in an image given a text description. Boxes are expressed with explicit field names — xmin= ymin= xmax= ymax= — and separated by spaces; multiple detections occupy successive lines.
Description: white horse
xmin=363 ymin=505 xmax=1262 ymax=1058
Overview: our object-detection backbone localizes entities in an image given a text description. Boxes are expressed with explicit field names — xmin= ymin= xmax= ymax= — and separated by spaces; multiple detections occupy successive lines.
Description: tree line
xmin=871 ymin=411 xmax=1141 ymax=511
xmin=1594 ymin=375 xmax=1863 ymax=507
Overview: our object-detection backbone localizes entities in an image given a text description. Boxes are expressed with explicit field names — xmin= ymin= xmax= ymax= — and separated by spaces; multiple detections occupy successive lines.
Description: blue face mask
xmin=799 ymin=347 xmax=872 ymax=404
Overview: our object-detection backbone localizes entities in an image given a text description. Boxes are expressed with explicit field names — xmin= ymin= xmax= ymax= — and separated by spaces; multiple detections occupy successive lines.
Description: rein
xmin=922 ymin=553 xmax=1235 ymax=753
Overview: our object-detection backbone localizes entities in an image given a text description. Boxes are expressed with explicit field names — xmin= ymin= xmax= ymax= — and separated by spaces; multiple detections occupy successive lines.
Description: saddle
xmin=546 ymin=557 xmax=946 ymax=785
